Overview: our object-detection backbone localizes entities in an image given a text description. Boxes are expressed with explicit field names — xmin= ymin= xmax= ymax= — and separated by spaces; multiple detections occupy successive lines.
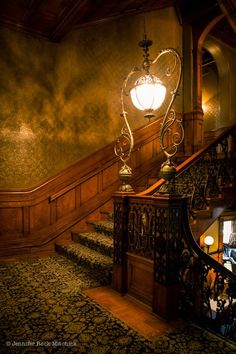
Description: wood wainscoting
xmin=0 ymin=119 xmax=166 ymax=261
xmin=127 ymin=253 xmax=153 ymax=306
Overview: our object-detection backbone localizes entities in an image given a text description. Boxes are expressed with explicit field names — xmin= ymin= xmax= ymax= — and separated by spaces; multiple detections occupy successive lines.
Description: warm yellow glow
xmin=130 ymin=75 xmax=166 ymax=112
xmin=202 ymin=103 xmax=206 ymax=113
xmin=204 ymin=235 xmax=214 ymax=246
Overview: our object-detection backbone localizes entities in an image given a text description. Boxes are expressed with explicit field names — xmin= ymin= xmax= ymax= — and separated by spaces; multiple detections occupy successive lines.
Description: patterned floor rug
xmin=0 ymin=256 xmax=235 ymax=354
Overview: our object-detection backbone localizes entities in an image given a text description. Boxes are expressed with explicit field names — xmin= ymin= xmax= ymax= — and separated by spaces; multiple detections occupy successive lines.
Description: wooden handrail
xmin=138 ymin=123 xmax=236 ymax=196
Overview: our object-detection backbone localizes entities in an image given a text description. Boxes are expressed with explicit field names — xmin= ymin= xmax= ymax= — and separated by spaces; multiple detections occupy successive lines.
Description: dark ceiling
xmin=0 ymin=0 xmax=235 ymax=46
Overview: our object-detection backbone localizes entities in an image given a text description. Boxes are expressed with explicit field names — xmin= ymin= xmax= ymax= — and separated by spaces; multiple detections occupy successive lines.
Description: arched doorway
xmin=202 ymin=39 xmax=230 ymax=131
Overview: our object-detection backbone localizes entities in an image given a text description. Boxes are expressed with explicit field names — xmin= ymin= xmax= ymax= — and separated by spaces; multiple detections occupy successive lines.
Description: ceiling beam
xmin=50 ymin=0 xmax=91 ymax=42
xmin=176 ymin=0 xmax=218 ymax=25
xmin=217 ymin=0 xmax=236 ymax=32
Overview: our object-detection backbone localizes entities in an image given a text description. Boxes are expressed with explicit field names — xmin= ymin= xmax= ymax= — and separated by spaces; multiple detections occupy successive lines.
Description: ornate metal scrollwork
xmin=127 ymin=202 xmax=155 ymax=259
xmin=154 ymin=205 xmax=185 ymax=285
xmin=115 ymin=43 xmax=183 ymax=191
xmin=113 ymin=199 xmax=128 ymax=265
xmin=113 ymin=125 xmax=236 ymax=341
xmin=159 ymin=132 xmax=235 ymax=218
xmin=154 ymin=50 xmax=183 ymax=171
xmin=179 ymin=246 xmax=236 ymax=341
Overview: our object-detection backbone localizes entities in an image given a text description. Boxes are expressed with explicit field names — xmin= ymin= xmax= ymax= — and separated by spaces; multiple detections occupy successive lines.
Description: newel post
xmin=152 ymin=195 xmax=187 ymax=321
xmin=112 ymin=193 xmax=130 ymax=294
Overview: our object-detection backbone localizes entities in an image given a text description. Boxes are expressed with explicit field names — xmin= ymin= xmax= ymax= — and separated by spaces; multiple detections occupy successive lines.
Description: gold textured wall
xmin=0 ymin=7 xmax=182 ymax=189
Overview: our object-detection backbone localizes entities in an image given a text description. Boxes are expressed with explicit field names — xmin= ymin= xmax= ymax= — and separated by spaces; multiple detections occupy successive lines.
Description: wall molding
xmin=0 ymin=118 xmax=166 ymax=260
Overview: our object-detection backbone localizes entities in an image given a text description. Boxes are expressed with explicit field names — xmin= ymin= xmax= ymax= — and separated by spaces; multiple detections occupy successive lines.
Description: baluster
xmin=179 ymin=240 xmax=236 ymax=340
xmin=205 ymin=147 xmax=221 ymax=199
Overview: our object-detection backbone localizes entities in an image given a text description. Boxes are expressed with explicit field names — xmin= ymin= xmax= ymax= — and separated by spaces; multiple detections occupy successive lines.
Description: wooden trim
xmin=127 ymin=253 xmax=153 ymax=306
xmin=138 ymin=123 xmax=236 ymax=196
xmin=0 ymin=119 xmax=165 ymax=259
xmin=23 ymin=206 xmax=30 ymax=235
xmin=50 ymin=0 xmax=90 ymax=41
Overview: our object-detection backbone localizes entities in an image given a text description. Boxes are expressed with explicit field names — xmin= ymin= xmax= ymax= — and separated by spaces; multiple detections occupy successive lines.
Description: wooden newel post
xmin=112 ymin=193 xmax=130 ymax=294
xmin=152 ymin=195 xmax=187 ymax=321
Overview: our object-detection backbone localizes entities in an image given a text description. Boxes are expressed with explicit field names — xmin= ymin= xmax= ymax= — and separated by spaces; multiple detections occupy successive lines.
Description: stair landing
xmin=85 ymin=285 xmax=185 ymax=340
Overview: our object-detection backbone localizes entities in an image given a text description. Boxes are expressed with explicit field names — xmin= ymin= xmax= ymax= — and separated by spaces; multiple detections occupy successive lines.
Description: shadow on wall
xmin=0 ymin=7 xmax=182 ymax=189
xmin=0 ymin=28 xmax=117 ymax=189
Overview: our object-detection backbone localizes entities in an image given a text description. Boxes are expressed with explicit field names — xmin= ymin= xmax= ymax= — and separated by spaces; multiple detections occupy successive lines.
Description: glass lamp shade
xmin=204 ymin=235 xmax=214 ymax=246
xmin=130 ymin=74 xmax=166 ymax=112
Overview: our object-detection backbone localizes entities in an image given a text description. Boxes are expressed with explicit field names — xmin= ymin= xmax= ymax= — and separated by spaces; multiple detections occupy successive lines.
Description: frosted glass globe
xmin=130 ymin=75 xmax=166 ymax=112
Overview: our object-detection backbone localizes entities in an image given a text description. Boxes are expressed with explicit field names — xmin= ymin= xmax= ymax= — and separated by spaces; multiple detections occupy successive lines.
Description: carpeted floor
xmin=0 ymin=256 xmax=235 ymax=354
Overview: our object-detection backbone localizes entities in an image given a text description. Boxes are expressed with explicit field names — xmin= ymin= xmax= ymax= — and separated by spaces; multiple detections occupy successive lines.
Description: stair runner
xmin=56 ymin=220 xmax=114 ymax=286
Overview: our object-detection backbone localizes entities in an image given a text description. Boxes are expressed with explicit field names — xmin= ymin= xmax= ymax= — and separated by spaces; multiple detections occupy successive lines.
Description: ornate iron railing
xmin=138 ymin=123 xmax=236 ymax=201
xmin=180 ymin=206 xmax=236 ymax=341
xmin=113 ymin=124 xmax=236 ymax=341
xmin=172 ymin=139 xmax=233 ymax=216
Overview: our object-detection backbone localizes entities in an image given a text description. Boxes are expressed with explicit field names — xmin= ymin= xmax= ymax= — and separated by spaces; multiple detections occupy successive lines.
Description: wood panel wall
xmin=127 ymin=253 xmax=153 ymax=306
xmin=0 ymin=119 xmax=166 ymax=261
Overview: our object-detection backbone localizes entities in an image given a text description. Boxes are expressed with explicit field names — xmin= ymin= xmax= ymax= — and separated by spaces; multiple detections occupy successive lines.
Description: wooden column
xmin=184 ymin=109 xmax=204 ymax=155
xmin=152 ymin=195 xmax=187 ymax=321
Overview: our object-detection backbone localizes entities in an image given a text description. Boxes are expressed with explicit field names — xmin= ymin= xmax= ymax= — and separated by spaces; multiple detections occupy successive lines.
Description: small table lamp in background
xmin=204 ymin=235 xmax=214 ymax=254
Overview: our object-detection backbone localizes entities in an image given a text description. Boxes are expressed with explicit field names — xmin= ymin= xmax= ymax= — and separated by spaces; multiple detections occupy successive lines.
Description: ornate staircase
xmin=55 ymin=124 xmax=236 ymax=343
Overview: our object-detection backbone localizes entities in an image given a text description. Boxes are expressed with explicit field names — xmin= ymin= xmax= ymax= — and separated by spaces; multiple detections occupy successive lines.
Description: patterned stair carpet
xmin=56 ymin=220 xmax=114 ymax=286
xmin=1 ymin=257 xmax=236 ymax=354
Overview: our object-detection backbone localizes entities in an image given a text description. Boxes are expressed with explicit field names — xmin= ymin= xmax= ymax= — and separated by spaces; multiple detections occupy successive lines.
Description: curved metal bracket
xmin=114 ymin=68 xmax=140 ymax=192
xmin=115 ymin=47 xmax=183 ymax=191
xmin=152 ymin=49 xmax=183 ymax=174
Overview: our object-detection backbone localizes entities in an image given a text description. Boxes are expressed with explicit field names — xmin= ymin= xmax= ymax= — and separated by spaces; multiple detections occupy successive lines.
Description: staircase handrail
xmin=179 ymin=196 xmax=236 ymax=341
xmin=113 ymin=123 xmax=236 ymax=340
xmin=181 ymin=197 xmax=236 ymax=281
xmin=137 ymin=123 xmax=236 ymax=196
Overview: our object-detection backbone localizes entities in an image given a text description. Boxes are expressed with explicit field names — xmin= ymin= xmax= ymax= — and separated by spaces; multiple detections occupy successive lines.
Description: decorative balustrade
xmin=113 ymin=124 xmax=236 ymax=340
xmin=179 ymin=205 xmax=236 ymax=341
xmin=172 ymin=137 xmax=233 ymax=216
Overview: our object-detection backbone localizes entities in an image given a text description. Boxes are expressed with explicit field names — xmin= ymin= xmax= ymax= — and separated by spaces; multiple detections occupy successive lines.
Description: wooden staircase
xmin=55 ymin=213 xmax=114 ymax=287
xmin=53 ymin=124 xmax=236 ymax=343
xmin=55 ymin=172 xmax=235 ymax=292
xmin=55 ymin=124 xmax=236 ymax=291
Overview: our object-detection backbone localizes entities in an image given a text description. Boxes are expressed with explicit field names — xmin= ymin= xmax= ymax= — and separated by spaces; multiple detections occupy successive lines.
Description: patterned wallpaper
xmin=0 ymin=8 xmax=182 ymax=189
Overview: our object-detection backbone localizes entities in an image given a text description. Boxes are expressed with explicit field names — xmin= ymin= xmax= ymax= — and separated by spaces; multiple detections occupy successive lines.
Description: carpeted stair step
xmin=56 ymin=242 xmax=113 ymax=285
xmin=87 ymin=220 xmax=114 ymax=237
xmin=72 ymin=231 xmax=113 ymax=258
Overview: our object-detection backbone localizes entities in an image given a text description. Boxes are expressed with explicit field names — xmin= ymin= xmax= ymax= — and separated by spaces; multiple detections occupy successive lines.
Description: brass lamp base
xmin=118 ymin=164 xmax=134 ymax=193
xmin=156 ymin=162 xmax=178 ymax=196
xmin=159 ymin=163 xmax=176 ymax=180
xmin=144 ymin=110 xmax=155 ymax=119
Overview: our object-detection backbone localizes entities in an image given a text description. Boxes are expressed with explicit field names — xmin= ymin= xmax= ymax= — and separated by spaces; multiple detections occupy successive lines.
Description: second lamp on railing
xmin=114 ymin=32 xmax=183 ymax=193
